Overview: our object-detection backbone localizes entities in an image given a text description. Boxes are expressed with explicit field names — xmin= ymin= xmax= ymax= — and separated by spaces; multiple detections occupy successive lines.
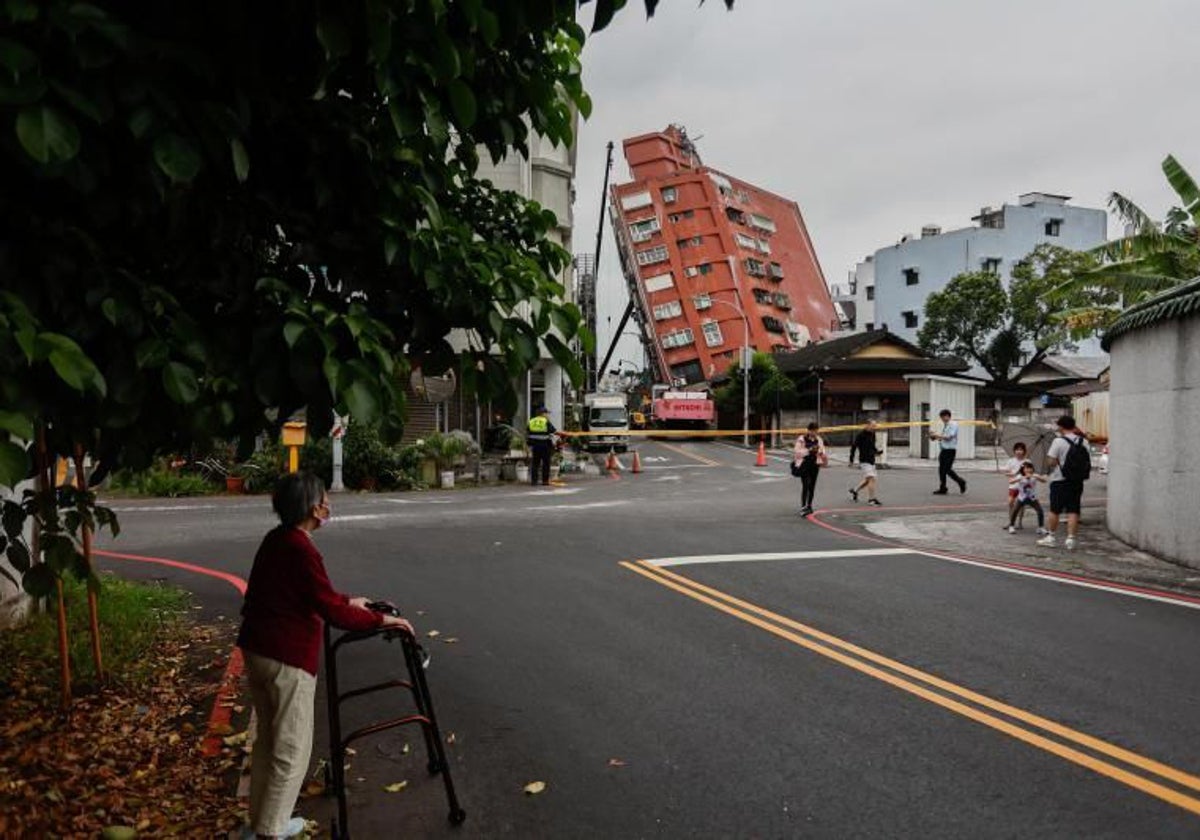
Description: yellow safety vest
xmin=528 ymin=416 xmax=549 ymax=433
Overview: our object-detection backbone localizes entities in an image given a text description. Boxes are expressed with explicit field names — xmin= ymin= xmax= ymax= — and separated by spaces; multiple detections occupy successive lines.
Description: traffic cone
xmin=631 ymin=449 xmax=643 ymax=474
xmin=605 ymin=449 xmax=619 ymax=472
xmin=755 ymin=439 xmax=768 ymax=467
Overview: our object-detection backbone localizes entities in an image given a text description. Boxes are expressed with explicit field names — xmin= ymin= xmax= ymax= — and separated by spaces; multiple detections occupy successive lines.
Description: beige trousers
xmin=244 ymin=651 xmax=317 ymax=837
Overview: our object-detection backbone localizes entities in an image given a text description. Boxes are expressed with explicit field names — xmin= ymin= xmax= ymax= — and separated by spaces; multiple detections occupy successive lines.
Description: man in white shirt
xmin=929 ymin=409 xmax=966 ymax=495
xmin=1037 ymin=415 xmax=1087 ymax=550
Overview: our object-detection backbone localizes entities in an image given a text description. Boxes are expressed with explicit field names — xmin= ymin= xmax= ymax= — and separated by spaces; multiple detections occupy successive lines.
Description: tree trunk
xmin=36 ymin=425 xmax=71 ymax=709
xmin=74 ymin=446 xmax=103 ymax=682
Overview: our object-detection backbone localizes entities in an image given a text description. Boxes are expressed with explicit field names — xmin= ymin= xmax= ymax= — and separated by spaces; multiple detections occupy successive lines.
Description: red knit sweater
xmin=237 ymin=526 xmax=382 ymax=675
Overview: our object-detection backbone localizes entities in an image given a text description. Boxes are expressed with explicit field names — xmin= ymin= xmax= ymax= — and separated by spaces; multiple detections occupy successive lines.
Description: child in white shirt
xmin=1001 ymin=442 xmax=1028 ymax=527
xmin=1007 ymin=460 xmax=1048 ymax=535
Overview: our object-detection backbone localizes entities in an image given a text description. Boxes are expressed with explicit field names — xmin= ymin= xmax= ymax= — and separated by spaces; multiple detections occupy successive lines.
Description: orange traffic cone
xmin=605 ymin=449 xmax=619 ymax=472
xmin=755 ymin=439 xmax=768 ymax=467
xmin=631 ymin=449 xmax=643 ymax=474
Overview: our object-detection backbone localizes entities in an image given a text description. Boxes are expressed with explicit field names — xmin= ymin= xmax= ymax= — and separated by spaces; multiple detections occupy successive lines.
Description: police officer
xmin=526 ymin=405 xmax=557 ymax=486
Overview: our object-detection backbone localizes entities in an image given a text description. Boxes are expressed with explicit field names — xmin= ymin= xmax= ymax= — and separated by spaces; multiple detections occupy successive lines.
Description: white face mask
xmin=313 ymin=499 xmax=331 ymax=527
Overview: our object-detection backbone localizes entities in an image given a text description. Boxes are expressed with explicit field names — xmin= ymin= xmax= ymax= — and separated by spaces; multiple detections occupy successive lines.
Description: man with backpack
xmin=1036 ymin=415 xmax=1091 ymax=550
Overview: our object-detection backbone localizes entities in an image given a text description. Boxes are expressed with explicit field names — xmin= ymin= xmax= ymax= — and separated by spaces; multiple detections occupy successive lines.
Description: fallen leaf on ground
xmin=523 ymin=781 xmax=546 ymax=795
xmin=300 ymin=780 xmax=325 ymax=798
xmin=383 ymin=781 xmax=409 ymax=793
xmin=426 ymin=630 xmax=441 ymax=638
xmin=607 ymin=758 xmax=626 ymax=767
xmin=442 ymin=637 xmax=459 ymax=644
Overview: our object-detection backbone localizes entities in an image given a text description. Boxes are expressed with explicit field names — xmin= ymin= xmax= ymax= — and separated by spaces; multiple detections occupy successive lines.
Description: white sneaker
xmin=1036 ymin=534 xmax=1057 ymax=547
xmin=1006 ymin=526 xmax=1016 ymax=534
xmin=241 ymin=817 xmax=306 ymax=839
xmin=1036 ymin=527 xmax=1049 ymax=536
xmin=1064 ymin=537 xmax=1077 ymax=550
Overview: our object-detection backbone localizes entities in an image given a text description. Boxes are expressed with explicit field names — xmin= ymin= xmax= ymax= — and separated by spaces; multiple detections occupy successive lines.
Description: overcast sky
xmin=572 ymin=0 xmax=1200 ymax=371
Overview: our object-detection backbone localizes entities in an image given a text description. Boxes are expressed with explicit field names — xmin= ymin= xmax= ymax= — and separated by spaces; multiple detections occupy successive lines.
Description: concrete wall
xmin=873 ymin=199 xmax=1107 ymax=348
xmin=1108 ymin=316 xmax=1200 ymax=568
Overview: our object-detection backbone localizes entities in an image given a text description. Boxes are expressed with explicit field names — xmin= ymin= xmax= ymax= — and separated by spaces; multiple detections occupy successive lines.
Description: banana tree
xmin=1049 ymin=155 xmax=1200 ymax=338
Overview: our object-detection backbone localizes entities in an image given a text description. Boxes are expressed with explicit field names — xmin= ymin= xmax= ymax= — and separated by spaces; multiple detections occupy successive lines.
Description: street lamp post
xmin=721 ymin=256 xmax=752 ymax=447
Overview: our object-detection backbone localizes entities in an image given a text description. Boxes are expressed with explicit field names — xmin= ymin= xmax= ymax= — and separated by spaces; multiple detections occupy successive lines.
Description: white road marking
xmin=906 ymin=548 xmax=1200 ymax=612
xmin=334 ymin=499 xmax=628 ymax=522
xmin=102 ymin=503 xmax=242 ymax=512
xmin=647 ymin=549 xmax=915 ymax=567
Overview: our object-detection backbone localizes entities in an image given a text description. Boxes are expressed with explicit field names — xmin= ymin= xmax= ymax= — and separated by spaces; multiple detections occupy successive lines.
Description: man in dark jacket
xmin=848 ymin=418 xmax=883 ymax=506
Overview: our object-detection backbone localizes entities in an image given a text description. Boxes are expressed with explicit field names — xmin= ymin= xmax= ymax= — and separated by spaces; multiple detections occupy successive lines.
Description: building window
xmin=621 ymin=191 xmax=652 ymax=211
xmin=902 ymin=310 xmax=918 ymax=328
xmin=628 ymin=216 xmax=660 ymax=243
xmin=677 ymin=235 xmax=702 ymax=249
xmin=755 ymin=238 xmax=771 ymax=255
xmin=709 ymin=172 xmax=733 ymax=195
xmin=752 ymin=288 xmax=772 ymax=305
xmin=761 ymin=316 xmax=785 ymax=334
xmin=773 ymin=292 xmax=791 ymax=310
xmin=734 ymin=232 xmax=758 ymax=250
xmin=643 ymin=272 xmax=674 ymax=293
xmin=693 ymin=293 xmax=712 ymax=310
xmin=662 ymin=328 xmax=695 ymax=349
xmin=701 ymin=320 xmax=723 ymax=347
xmin=768 ymin=262 xmax=784 ymax=280
xmin=685 ymin=263 xmax=713 ymax=278
xmin=744 ymin=257 xmax=766 ymax=277
xmin=981 ymin=257 xmax=1001 ymax=274
xmin=748 ymin=213 xmax=776 ymax=233
xmin=726 ymin=207 xmax=747 ymax=225
xmin=866 ymin=285 xmax=875 ymax=301
xmin=636 ymin=244 xmax=669 ymax=266
xmin=903 ymin=268 xmax=919 ymax=286
xmin=1045 ymin=218 xmax=1062 ymax=236
xmin=668 ymin=209 xmax=695 ymax=223
xmin=661 ymin=186 xmax=677 ymax=204
xmin=653 ymin=300 xmax=683 ymax=321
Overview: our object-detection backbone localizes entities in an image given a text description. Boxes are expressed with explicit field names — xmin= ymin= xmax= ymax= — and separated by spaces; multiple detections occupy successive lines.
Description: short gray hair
xmin=272 ymin=472 xmax=326 ymax=527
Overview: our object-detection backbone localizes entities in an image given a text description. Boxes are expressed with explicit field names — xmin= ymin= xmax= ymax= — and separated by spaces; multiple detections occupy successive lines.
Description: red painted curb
xmin=94 ymin=549 xmax=247 ymax=757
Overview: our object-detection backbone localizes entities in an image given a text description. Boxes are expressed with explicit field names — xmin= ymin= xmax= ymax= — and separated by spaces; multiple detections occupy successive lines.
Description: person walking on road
xmin=237 ymin=472 xmax=412 ymax=840
xmin=929 ymin=409 xmax=967 ymax=494
xmin=526 ymin=405 xmax=557 ymax=486
xmin=793 ymin=422 xmax=827 ymax=516
xmin=848 ymin=418 xmax=883 ymax=506
xmin=1037 ymin=415 xmax=1091 ymax=550
xmin=1007 ymin=461 xmax=1049 ymax=535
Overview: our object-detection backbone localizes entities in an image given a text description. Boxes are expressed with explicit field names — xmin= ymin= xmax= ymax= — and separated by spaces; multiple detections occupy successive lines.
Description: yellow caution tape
xmin=558 ymin=419 xmax=995 ymax=438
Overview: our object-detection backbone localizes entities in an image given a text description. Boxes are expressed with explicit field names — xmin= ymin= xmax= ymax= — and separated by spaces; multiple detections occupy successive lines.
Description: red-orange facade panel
xmin=610 ymin=126 xmax=837 ymax=386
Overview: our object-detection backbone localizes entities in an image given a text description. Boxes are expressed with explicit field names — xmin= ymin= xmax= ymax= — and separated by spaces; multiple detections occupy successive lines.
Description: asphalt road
xmin=94 ymin=441 xmax=1200 ymax=838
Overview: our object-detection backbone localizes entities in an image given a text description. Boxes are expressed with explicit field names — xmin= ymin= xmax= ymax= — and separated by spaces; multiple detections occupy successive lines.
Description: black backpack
xmin=1060 ymin=435 xmax=1091 ymax=481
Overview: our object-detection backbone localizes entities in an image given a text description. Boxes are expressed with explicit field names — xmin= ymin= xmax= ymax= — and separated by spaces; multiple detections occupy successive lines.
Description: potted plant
xmin=421 ymin=432 xmax=473 ymax=488
xmin=225 ymin=463 xmax=250 ymax=494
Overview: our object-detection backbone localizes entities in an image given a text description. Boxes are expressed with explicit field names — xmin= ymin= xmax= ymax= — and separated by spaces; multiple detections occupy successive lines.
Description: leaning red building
xmin=610 ymin=125 xmax=837 ymax=386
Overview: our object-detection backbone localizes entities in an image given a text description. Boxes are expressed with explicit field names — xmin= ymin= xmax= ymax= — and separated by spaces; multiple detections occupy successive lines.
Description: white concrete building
xmin=852 ymin=193 xmax=1107 ymax=353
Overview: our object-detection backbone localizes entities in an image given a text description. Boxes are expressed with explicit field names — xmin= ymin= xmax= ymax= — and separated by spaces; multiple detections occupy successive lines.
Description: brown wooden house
xmin=774 ymin=329 xmax=969 ymax=445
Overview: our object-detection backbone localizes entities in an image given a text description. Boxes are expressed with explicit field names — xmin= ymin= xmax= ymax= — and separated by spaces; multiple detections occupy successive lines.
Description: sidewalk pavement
xmin=807 ymin=458 xmax=1200 ymax=599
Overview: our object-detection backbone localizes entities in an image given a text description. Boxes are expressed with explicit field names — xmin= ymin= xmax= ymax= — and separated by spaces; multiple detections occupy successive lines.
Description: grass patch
xmin=0 ymin=573 xmax=192 ymax=690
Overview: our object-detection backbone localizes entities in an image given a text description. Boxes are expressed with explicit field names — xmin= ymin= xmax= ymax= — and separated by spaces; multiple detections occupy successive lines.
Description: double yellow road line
xmin=621 ymin=559 xmax=1200 ymax=817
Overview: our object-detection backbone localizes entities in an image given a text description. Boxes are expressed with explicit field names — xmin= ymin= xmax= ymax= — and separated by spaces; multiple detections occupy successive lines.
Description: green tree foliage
xmin=917 ymin=245 xmax=1096 ymax=385
xmin=1048 ymin=155 xmax=1200 ymax=338
xmin=714 ymin=352 xmax=797 ymax=418
xmin=0 ymin=2 xmax=613 ymax=606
